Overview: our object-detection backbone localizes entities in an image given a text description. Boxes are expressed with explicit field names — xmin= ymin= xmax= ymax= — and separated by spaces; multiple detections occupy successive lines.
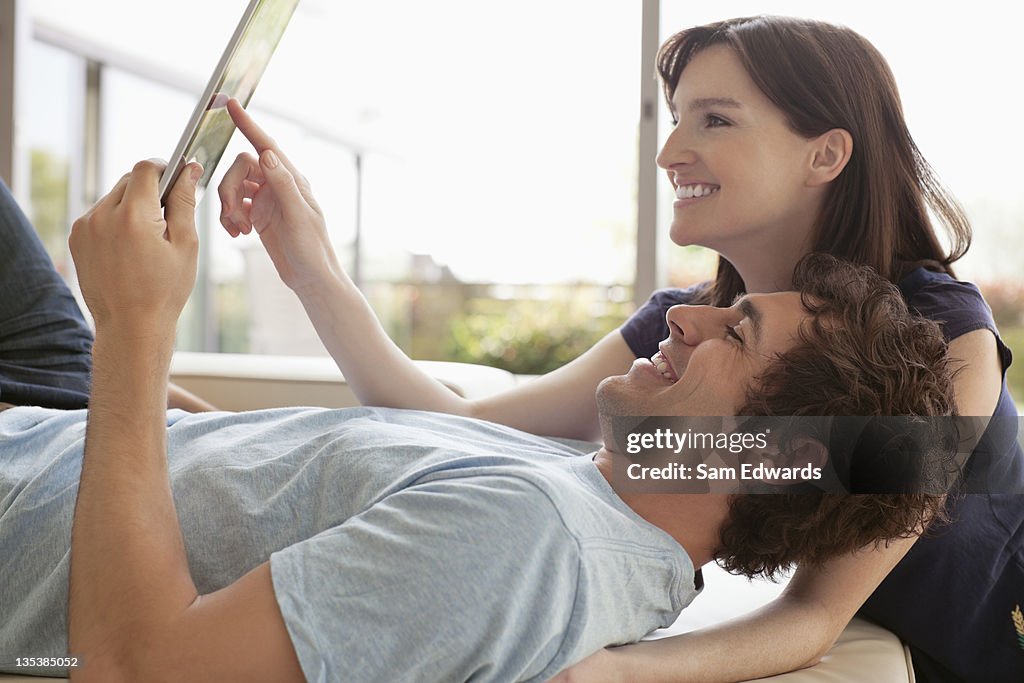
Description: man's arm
xmin=67 ymin=159 xmax=303 ymax=683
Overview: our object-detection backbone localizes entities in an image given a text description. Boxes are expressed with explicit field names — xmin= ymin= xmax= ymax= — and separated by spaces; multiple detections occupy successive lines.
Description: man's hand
xmin=218 ymin=98 xmax=342 ymax=296
xmin=69 ymin=159 xmax=201 ymax=337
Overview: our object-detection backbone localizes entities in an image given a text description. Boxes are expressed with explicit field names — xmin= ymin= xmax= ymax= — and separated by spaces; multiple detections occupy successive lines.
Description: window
xmin=23 ymin=39 xmax=82 ymax=280
xmin=24 ymin=0 xmax=642 ymax=372
xmin=23 ymin=3 xmax=1017 ymax=387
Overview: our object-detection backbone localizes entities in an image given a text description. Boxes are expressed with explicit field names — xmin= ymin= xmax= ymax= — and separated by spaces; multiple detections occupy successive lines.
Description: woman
xmin=217 ymin=16 xmax=1022 ymax=682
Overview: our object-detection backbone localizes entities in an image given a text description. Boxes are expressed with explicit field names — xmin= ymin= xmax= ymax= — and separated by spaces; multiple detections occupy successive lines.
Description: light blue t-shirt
xmin=0 ymin=405 xmax=699 ymax=681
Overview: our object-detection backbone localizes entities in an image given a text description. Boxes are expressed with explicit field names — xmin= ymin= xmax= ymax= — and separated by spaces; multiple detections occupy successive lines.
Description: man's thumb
xmin=165 ymin=162 xmax=201 ymax=242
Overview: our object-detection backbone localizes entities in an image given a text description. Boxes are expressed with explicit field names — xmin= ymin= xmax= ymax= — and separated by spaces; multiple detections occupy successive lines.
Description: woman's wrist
xmin=292 ymin=267 xmax=359 ymax=306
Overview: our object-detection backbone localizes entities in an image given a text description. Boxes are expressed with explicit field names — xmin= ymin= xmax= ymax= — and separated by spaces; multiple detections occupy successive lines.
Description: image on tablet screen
xmin=170 ymin=0 xmax=299 ymax=199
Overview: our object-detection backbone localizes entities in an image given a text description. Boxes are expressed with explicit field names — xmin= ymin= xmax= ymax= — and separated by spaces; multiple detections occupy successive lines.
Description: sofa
xmin=0 ymin=352 xmax=916 ymax=682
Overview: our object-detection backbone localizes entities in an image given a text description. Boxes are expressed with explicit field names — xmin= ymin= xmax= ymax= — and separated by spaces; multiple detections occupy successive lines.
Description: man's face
xmin=597 ymin=292 xmax=810 ymax=419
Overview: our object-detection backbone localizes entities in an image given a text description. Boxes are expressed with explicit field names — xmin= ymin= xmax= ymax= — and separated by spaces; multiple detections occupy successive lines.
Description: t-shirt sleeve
xmin=269 ymin=475 xmax=582 ymax=683
xmin=619 ymin=285 xmax=705 ymax=359
xmin=904 ymin=274 xmax=1013 ymax=371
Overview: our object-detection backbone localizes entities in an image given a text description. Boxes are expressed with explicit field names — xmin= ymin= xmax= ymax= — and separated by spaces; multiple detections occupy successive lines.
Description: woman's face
xmin=657 ymin=44 xmax=825 ymax=257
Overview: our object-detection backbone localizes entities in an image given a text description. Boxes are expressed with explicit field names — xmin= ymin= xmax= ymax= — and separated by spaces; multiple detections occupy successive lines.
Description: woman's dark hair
xmin=715 ymin=254 xmax=957 ymax=579
xmin=657 ymin=15 xmax=972 ymax=305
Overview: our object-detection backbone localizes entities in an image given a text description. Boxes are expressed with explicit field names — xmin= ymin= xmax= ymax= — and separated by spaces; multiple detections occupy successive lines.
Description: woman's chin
xmin=668 ymin=226 xmax=694 ymax=247
xmin=669 ymin=222 xmax=709 ymax=248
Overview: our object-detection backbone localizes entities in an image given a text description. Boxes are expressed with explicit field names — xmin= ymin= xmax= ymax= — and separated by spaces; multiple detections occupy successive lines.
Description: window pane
xmin=27 ymin=1 xmax=643 ymax=370
xmin=23 ymin=40 xmax=82 ymax=280
xmin=222 ymin=115 xmax=359 ymax=355
xmin=304 ymin=1 xmax=642 ymax=367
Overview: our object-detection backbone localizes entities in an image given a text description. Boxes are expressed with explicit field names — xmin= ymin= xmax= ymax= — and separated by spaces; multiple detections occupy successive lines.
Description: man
xmin=0 ymin=162 xmax=953 ymax=682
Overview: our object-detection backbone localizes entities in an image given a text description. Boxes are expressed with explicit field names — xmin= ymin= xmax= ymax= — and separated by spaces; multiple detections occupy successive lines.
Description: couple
xmin=0 ymin=162 xmax=958 ymax=682
xmin=1 ymin=14 xmax=1021 ymax=683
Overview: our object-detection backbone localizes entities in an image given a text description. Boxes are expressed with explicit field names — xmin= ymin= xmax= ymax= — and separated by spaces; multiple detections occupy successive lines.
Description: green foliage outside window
xmin=445 ymin=297 xmax=630 ymax=375
xmin=29 ymin=149 xmax=71 ymax=271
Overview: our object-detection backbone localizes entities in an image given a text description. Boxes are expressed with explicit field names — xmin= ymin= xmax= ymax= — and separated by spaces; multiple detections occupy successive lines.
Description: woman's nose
xmin=656 ymin=125 xmax=697 ymax=170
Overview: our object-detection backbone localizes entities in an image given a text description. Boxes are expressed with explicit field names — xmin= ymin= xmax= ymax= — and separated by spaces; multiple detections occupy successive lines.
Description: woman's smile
xmin=673 ymin=182 xmax=720 ymax=208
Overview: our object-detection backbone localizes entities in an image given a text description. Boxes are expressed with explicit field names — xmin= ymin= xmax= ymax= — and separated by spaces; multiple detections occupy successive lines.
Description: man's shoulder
xmin=416 ymin=467 xmax=580 ymax=534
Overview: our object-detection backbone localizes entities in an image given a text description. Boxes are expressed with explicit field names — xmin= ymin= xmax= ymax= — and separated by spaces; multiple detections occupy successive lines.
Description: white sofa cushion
xmin=169 ymin=351 xmax=520 ymax=410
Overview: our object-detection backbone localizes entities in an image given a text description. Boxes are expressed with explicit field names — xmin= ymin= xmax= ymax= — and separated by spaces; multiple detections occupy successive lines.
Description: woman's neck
xmin=719 ymin=231 xmax=814 ymax=294
xmin=733 ymin=260 xmax=795 ymax=294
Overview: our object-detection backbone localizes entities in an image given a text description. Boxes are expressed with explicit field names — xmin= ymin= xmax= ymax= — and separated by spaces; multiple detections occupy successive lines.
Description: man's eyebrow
xmin=687 ymin=97 xmax=743 ymax=112
xmin=732 ymin=294 xmax=763 ymax=347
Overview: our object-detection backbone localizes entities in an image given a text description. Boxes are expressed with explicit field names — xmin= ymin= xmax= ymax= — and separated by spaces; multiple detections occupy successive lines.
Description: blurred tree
xmin=446 ymin=296 xmax=628 ymax=375
xmin=29 ymin=148 xmax=71 ymax=274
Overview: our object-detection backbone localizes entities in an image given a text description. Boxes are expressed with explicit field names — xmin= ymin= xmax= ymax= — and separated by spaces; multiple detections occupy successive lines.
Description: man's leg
xmin=0 ymin=180 xmax=93 ymax=409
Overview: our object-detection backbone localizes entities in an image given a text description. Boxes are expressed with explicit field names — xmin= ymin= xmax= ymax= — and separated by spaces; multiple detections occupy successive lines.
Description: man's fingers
xmin=95 ymin=172 xmax=132 ymax=212
xmin=122 ymin=158 xmax=166 ymax=207
xmin=165 ymin=162 xmax=201 ymax=245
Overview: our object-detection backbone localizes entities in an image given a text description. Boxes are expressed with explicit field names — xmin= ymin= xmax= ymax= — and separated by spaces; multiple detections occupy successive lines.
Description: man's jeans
xmin=0 ymin=180 xmax=92 ymax=409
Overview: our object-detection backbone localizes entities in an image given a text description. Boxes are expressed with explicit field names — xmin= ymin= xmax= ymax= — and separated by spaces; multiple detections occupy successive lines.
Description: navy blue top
xmin=620 ymin=267 xmax=1024 ymax=683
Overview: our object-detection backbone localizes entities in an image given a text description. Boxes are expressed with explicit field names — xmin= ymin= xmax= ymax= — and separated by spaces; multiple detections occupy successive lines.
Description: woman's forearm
xmin=611 ymin=599 xmax=835 ymax=683
xmin=295 ymin=273 xmax=473 ymax=413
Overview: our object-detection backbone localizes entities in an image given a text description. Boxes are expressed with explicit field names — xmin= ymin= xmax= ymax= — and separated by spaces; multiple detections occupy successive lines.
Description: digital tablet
xmin=158 ymin=0 xmax=301 ymax=205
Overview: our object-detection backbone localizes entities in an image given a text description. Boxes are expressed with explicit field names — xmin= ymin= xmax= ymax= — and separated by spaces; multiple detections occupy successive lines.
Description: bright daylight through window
xmin=19 ymin=0 xmax=1024 ymax=391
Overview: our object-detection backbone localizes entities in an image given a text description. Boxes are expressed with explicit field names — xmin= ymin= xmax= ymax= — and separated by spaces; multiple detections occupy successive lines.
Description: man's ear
xmin=806 ymin=128 xmax=853 ymax=186
xmin=785 ymin=435 xmax=829 ymax=470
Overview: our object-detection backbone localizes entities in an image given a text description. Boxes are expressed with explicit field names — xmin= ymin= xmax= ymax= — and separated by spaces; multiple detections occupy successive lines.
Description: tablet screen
xmin=159 ymin=0 xmax=300 ymax=203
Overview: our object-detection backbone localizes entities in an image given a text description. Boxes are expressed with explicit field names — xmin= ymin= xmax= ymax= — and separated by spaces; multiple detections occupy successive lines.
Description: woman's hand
xmin=218 ymin=98 xmax=343 ymax=295
xmin=547 ymin=647 xmax=634 ymax=683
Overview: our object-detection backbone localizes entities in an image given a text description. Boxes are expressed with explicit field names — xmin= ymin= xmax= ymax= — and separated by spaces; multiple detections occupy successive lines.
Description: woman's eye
xmin=726 ymin=325 xmax=744 ymax=344
xmin=705 ymin=114 xmax=729 ymax=128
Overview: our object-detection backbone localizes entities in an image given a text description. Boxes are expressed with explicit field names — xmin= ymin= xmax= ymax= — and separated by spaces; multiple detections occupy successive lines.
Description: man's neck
xmin=592 ymin=447 xmax=730 ymax=568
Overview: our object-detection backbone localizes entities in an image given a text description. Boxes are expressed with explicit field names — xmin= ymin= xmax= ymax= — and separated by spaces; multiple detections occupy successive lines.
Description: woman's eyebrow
xmin=688 ymin=96 xmax=743 ymax=112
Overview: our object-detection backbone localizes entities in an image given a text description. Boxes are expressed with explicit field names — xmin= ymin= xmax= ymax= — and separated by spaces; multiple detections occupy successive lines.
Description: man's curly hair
xmin=715 ymin=253 xmax=956 ymax=579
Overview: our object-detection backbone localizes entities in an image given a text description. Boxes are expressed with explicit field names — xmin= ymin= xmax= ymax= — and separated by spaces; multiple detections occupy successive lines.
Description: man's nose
xmin=666 ymin=304 xmax=718 ymax=346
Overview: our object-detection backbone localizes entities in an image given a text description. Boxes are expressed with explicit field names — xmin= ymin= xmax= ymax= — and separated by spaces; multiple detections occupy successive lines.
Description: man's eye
xmin=705 ymin=114 xmax=729 ymax=128
xmin=726 ymin=325 xmax=743 ymax=344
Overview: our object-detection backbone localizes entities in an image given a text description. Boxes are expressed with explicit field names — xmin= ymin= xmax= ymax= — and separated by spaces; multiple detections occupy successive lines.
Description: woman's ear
xmin=807 ymin=128 xmax=853 ymax=186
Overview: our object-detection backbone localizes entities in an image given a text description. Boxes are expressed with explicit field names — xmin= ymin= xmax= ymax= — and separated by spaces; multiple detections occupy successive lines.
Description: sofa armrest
xmin=169 ymin=351 xmax=520 ymax=411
